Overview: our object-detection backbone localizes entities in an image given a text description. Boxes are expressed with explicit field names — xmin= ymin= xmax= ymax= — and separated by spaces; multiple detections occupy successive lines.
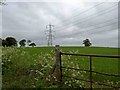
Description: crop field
xmin=2 ymin=46 xmax=120 ymax=88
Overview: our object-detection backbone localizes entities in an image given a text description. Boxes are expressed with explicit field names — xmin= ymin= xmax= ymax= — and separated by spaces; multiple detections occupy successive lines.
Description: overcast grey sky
xmin=1 ymin=0 xmax=119 ymax=47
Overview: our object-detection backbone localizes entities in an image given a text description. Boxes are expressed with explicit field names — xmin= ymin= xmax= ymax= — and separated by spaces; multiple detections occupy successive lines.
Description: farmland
xmin=2 ymin=46 xmax=120 ymax=88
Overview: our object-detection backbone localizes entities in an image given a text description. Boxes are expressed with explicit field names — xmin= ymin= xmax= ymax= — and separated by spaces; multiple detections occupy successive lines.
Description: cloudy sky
xmin=1 ymin=0 xmax=120 ymax=47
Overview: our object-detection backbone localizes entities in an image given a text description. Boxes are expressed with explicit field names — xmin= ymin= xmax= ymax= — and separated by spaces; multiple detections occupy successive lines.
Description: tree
xmin=5 ymin=37 xmax=17 ymax=47
xmin=19 ymin=39 xmax=26 ymax=47
xmin=2 ymin=39 xmax=7 ymax=47
xmin=83 ymin=39 xmax=91 ymax=47
xmin=0 ymin=38 xmax=2 ymax=46
xmin=29 ymin=43 xmax=36 ymax=47
xmin=27 ymin=40 xmax=31 ymax=46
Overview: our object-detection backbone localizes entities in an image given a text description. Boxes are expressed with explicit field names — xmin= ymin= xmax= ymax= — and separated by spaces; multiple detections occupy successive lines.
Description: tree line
xmin=0 ymin=37 xmax=36 ymax=47
xmin=0 ymin=37 xmax=92 ymax=47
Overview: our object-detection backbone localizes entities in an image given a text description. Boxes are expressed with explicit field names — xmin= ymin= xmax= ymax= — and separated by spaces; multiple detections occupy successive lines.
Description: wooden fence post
xmin=90 ymin=56 xmax=92 ymax=90
xmin=53 ymin=45 xmax=62 ymax=85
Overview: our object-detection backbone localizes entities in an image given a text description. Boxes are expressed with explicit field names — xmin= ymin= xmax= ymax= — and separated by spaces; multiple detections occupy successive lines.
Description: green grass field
xmin=2 ymin=46 xmax=120 ymax=88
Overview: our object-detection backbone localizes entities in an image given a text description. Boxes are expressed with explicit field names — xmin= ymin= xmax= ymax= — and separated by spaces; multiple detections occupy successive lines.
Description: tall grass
xmin=2 ymin=46 xmax=120 ymax=88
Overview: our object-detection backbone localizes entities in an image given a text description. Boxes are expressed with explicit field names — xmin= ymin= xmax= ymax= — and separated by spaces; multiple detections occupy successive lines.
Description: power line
xmin=72 ymin=4 xmax=117 ymax=26
xmin=45 ymin=24 xmax=54 ymax=46
xmin=85 ymin=21 xmax=118 ymax=35
xmin=73 ymin=21 xmax=118 ymax=35
xmin=55 ymin=2 xmax=104 ymax=27
xmin=69 ymin=2 xmax=104 ymax=19
xmin=56 ymin=4 xmax=117 ymax=31
xmin=90 ymin=26 xmax=118 ymax=35
xmin=80 ymin=17 xmax=117 ymax=29
xmin=59 ymin=17 xmax=118 ymax=33
xmin=57 ymin=21 xmax=118 ymax=38
xmin=55 ymin=3 xmax=117 ymax=31
xmin=79 ymin=17 xmax=117 ymax=30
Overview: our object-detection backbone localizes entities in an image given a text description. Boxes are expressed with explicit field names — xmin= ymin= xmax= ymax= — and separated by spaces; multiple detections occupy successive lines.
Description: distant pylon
xmin=45 ymin=24 xmax=54 ymax=46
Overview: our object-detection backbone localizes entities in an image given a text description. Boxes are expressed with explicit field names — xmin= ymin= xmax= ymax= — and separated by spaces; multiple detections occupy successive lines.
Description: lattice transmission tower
xmin=45 ymin=24 xmax=55 ymax=46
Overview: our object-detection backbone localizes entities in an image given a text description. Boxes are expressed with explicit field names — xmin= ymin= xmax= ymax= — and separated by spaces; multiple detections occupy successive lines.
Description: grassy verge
xmin=2 ymin=46 xmax=120 ymax=88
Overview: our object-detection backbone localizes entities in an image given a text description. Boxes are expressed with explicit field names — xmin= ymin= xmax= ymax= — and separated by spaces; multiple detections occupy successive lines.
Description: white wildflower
xmin=8 ymin=59 xmax=11 ymax=62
